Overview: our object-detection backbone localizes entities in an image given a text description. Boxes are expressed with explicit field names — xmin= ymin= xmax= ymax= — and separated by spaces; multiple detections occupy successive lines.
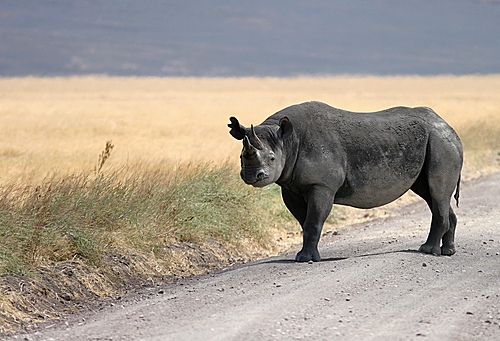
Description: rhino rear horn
xmin=249 ymin=125 xmax=264 ymax=150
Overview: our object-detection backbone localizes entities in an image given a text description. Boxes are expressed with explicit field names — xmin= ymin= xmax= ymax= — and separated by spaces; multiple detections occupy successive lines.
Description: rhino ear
xmin=228 ymin=117 xmax=247 ymax=140
xmin=279 ymin=116 xmax=293 ymax=140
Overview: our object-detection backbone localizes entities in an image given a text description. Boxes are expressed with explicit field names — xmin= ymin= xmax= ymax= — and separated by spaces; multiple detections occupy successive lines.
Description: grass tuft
xmin=95 ymin=140 xmax=114 ymax=175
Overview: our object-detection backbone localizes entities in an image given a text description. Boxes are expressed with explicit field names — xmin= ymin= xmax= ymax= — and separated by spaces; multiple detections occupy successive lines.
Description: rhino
xmin=228 ymin=101 xmax=463 ymax=262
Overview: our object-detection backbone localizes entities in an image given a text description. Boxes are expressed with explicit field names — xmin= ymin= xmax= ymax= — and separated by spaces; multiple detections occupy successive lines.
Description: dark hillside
xmin=1 ymin=0 xmax=499 ymax=76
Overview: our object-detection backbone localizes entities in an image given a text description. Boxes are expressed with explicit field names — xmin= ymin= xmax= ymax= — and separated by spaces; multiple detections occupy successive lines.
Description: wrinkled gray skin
xmin=229 ymin=101 xmax=463 ymax=262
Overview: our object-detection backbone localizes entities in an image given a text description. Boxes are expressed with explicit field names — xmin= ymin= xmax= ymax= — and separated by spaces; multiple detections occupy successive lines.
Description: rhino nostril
xmin=256 ymin=171 xmax=267 ymax=181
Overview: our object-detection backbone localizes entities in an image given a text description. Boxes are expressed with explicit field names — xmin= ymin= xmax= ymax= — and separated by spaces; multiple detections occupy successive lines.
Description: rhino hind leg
xmin=410 ymin=173 xmax=457 ymax=256
xmin=441 ymin=207 xmax=457 ymax=255
xmin=419 ymin=200 xmax=452 ymax=255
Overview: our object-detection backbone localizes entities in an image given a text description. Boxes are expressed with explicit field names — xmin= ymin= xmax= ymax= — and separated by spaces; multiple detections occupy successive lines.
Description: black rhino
xmin=228 ymin=101 xmax=463 ymax=262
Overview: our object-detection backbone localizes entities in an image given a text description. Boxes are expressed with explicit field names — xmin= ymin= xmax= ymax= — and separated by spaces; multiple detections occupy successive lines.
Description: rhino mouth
xmin=240 ymin=169 xmax=269 ymax=187
xmin=243 ymin=178 xmax=267 ymax=187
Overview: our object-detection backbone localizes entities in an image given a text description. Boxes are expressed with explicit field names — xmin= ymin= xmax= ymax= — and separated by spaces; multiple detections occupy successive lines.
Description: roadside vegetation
xmin=0 ymin=144 xmax=300 ymax=332
xmin=0 ymin=155 xmax=281 ymax=277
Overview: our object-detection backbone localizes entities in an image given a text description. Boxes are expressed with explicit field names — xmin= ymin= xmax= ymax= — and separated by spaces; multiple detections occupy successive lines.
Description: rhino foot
xmin=441 ymin=246 xmax=456 ymax=256
xmin=418 ymin=243 xmax=441 ymax=256
xmin=295 ymin=249 xmax=321 ymax=262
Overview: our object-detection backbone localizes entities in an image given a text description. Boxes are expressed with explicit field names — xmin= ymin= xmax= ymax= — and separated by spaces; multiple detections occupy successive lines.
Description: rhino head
xmin=228 ymin=116 xmax=293 ymax=187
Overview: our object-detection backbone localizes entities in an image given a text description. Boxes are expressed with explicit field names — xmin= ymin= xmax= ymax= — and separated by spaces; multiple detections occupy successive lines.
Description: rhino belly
xmin=334 ymin=154 xmax=424 ymax=209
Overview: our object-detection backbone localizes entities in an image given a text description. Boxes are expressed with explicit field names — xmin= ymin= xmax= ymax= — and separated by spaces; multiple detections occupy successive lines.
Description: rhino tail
xmin=454 ymin=175 xmax=461 ymax=208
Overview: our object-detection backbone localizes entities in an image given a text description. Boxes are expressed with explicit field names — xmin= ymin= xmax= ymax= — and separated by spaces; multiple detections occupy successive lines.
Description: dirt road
xmin=7 ymin=172 xmax=500 ymax=341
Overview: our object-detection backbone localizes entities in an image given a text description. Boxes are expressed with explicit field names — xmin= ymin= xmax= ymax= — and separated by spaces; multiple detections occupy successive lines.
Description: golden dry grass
xmin=0 ymin=75 xmax=499 ymax=184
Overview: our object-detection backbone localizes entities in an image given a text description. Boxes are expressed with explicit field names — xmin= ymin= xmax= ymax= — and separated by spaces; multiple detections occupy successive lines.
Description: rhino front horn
xmin=243 ymin=136 xmax=258 ymax=158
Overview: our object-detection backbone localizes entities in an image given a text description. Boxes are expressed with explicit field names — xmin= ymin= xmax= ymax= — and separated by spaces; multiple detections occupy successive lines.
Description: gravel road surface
xmin=7 ymin=172 xmax=500 ymax=341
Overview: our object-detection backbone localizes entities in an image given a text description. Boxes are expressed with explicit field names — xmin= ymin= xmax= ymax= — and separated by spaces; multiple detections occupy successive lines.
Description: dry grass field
xmin=0 ymin=75 xmax=499 ymax=184
xmin=0 ymin=75 xmax=499 ymax=333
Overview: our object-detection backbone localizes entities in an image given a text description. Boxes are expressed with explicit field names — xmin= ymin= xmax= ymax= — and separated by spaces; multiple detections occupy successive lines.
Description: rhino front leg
xmin=282 ymin=188 xmax=307 ymax=227
xmin=295 ymin=186 xmax=335 ymax=262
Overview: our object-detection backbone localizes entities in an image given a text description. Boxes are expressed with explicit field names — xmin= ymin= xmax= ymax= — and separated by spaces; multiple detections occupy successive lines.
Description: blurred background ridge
xmin=1 ymin=0 xmax=499 ymax=77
